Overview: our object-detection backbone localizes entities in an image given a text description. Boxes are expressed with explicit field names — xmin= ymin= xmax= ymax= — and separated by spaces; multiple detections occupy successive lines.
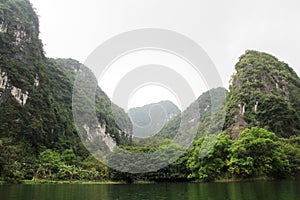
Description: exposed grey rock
xmin=34 ymin=73 xmax=39 ymax=87
xmin=11 ymin=86 xmax=29 ymax=105
xmin=83 ymin=123 xmax=117 ymax=153
xmin=0 ymin=70 xmax=8 ymax=91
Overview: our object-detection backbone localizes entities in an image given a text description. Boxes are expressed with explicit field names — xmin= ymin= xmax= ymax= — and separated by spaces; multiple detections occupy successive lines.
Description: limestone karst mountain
xmin=1 ymin=0 xmax=300 ymax=183
xmin=225 ymin=50 xmax=300 ymax=139
xmin=0 ymin=0 xmax=131 ymax=159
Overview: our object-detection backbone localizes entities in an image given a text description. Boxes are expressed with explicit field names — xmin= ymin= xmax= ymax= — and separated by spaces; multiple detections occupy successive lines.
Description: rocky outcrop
xmin=0 ymin=22 xmax=7 ymax=33
xmin=83 ymin=123 xmax=116 ymax=153
xmin=229 ymin=114 xmax=248 ymax=140
xmin=0 ymin=70 xmax=8 ymax=92
xmin=11 ymin=86 xmax=28 ymax=105
xmin=0 ymin=69 xmax=29 ymax=105
xmin=34 ymin=74 xmax=39 ymax=87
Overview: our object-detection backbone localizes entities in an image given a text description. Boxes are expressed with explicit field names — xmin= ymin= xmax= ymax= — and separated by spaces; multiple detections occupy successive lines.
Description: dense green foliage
xmin=227 ymin=128 xmax=290 ymax=178
xmin=187 ymin=128 xmax=300 ymax=181
xmin=187 ymin=133 xmax=232 ymax=181
xmin=107 ymin=140 xmax=191 ymax=183
xmin=35 ymin=149 xmax=108 ymax=181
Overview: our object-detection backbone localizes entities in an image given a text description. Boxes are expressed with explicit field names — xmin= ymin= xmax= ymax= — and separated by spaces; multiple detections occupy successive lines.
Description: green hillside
xmin=156 ymin=87 xmax=227 ymax=140
xmin=225 ymin=50 xmax=300 ymax=138
xmin=0 ymin=0 xmax=131 ymax=183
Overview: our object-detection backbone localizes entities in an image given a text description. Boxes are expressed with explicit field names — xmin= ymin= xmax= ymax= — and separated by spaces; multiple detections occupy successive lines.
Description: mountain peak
xmin=128 ymin=100 xmax=180 ymax=138
xmin=226 ymin=50 xmax=300 ymax=138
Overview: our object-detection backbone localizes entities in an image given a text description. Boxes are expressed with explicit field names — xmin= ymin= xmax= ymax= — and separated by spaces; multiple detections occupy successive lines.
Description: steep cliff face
xmin=47 ymin=58 xmax=132 ymax=150
xmin=226 ymin=50 xmax=300 ymax=138
xmin=0 ymin=0 xmax=132 ymax=157
xmin=0 ymin=0 xmax=42 ymax=93
xmin=0 ymin=0 xmax=61 ymax=151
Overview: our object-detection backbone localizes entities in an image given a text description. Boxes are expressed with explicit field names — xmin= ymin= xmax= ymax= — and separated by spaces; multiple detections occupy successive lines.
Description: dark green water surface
xmin=0 ymin=180 xmax=299 ymax=200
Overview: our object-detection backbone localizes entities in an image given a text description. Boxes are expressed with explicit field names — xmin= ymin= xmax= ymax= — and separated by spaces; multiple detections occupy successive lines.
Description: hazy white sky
xmin=30 ymin=0 xmax=300 ymax=108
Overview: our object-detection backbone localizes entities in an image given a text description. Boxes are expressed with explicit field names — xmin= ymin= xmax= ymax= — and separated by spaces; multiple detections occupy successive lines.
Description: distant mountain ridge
xmin=129 ymin=100 xmax=180 ymax=138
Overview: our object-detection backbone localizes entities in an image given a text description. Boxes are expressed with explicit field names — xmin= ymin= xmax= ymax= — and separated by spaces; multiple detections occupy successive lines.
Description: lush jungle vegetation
xmin=1 ymin=127 xmax=300 ymax=184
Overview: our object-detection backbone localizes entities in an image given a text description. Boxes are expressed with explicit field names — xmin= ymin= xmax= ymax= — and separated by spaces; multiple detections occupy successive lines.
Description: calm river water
xmin=0 ymin=180 xmax=299 ymax=200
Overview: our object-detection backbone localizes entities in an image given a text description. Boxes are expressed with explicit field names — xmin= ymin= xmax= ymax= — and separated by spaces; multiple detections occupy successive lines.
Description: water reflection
xmin=0 ymin=180 xmax=299 ymax=200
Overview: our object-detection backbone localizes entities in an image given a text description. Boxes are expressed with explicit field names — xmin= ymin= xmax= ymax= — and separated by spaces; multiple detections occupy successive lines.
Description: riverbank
xmin=0 ymin=177 xmax=297 ymax=185
xmin=214 ymin=177 xmax=274 ymax=183
xmin=23 ymin=180 xmax=125 ymax=185
xmin=0 ymin=179 xmax=157 ymax=185
xmin=0 ymin=180 xmax=125 ymax=185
